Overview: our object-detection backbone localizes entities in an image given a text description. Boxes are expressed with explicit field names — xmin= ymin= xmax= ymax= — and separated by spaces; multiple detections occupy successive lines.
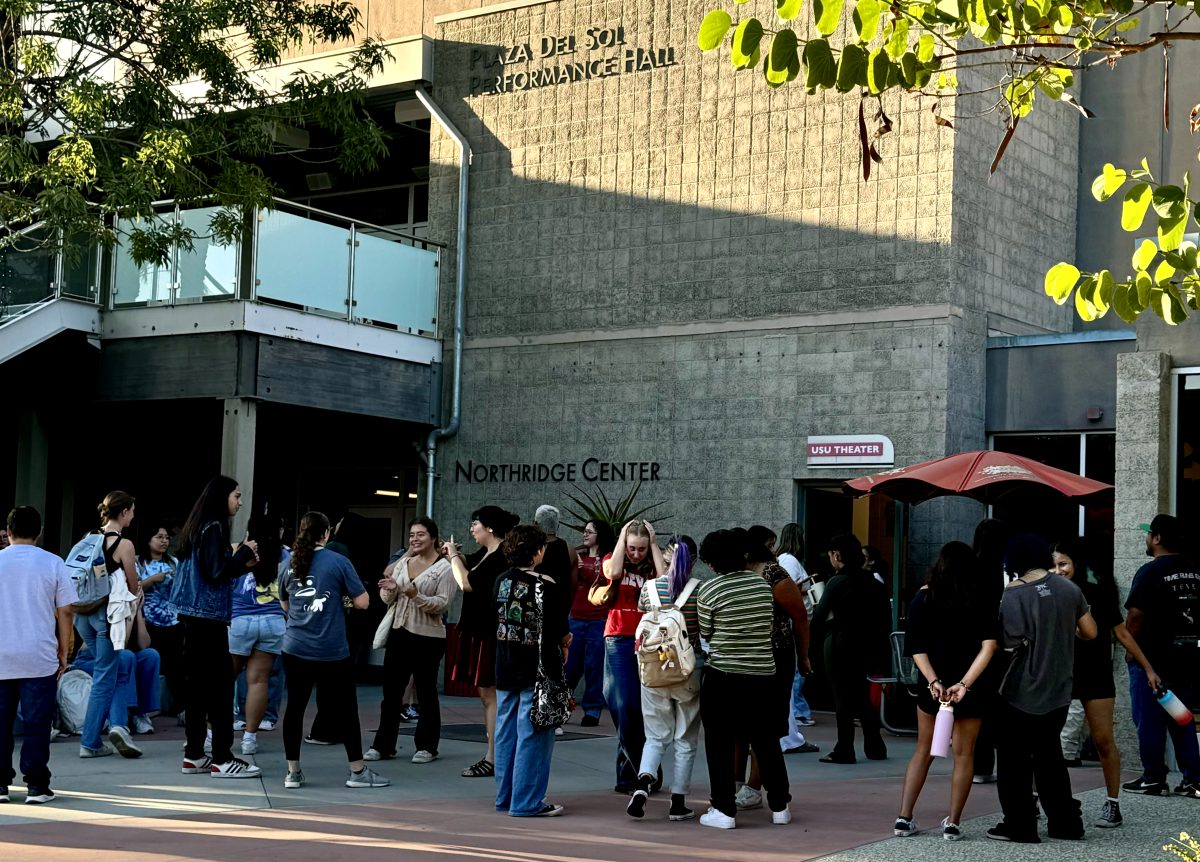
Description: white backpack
xmin=635 ymin=578 xmax=699 ymax=688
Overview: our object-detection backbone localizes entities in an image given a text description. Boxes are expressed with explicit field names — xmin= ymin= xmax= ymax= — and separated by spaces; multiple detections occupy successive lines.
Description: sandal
xmin=462 ymin=758 xmax=495 ymax=778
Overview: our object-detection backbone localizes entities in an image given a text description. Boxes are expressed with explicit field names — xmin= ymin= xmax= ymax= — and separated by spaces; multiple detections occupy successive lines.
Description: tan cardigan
xmin=384 ymin=555 xmax=458 ymax=639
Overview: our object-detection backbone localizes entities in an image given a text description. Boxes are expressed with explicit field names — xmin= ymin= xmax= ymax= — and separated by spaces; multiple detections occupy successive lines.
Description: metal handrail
xmin=268 ymin=197 xmax=443 ymax=250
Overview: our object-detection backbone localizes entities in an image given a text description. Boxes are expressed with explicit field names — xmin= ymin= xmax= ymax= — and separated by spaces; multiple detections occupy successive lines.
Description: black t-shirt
xmin=905 ymin=588 xmax=1000 ymax=688
xmin=459 ymin=548 xmax=508 ymax=637
xmin=1126 ymin=553 xmax=1200 ymax=675
xmin=493 ymin=567 xmax=568 ymax=691
xmin=1072 ymin=575 xmax=1123 ymax=681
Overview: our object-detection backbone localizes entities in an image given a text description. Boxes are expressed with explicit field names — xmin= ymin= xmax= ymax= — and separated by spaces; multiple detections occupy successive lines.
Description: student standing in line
xmin=172 ymin=475 xmax=260 ymax=778
xmin=492 ymin=524 xmax=571 ymax=817
xmin=1052 ymin=538 xmax=1158 ymax=828
xmin=0 ymin=507 xmax=75 ymax=804
xmin=813 ymin=533 xmax=890 ymax=764
xmin=603 ymin=519 xmax=665 ymax=793
xmin=136 ymin=521 xmax=185 ymax=718
xmin=627 ymin=535 xmax=702 ymax=822
xmin=78 ymin=491 xmax=144 ymax=760
xmin=970 ymin=517 xmax=1010 ymax=785
xmin=366 ymin=517 xmax=457 ymax=764
xmin=445 ymin=506 xmax=519 ymax=779
xmin=894 ymin=542 xmax=998 ymax=841
xmin=228 ymin=514 xmax=286 ymax=756
xmin=696 ymin=528 xmax=791 ymax=830
xmin=566 ymin=520 xmax=615 ymax=727
xmin=280 ymin=511 xmax=387 ymax=789
xmin=775 ymin=523 xmax=816 ymax=728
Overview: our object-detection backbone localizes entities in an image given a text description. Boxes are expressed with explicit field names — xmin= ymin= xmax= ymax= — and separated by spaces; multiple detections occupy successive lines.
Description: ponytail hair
xmin=98 ymin=490 xmax=135 ymax=525
xmin=666 ymin=536 xmax=695 ymax=601
xmin=291 ymin=512 xmax=330 ymax=580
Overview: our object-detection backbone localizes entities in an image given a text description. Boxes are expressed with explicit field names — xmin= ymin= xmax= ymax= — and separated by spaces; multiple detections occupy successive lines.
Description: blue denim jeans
xmin=124 ymin=649 xmax=161 ymax=715
xmin=792 ymin=670 xmax=812 ymax=721
xmin=235 ymin=654 xmax=284 ymax=724
xmin=76 ymin=611 xmax=131 ymax=750
xmin=494 ymin=687 xmax=557 ymax=816
xmin=565 ymin=618 xmax=606 ymax=717
xmin=0 ymin=674 xmax=57 ymax=789
xmin=1129 ymin=663 xmax=1200 ymax=783
xmin=603 ymin=636 xmax=644 ymax=787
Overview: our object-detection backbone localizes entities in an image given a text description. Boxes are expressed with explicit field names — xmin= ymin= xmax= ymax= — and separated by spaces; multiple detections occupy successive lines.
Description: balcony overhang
xmin=102 ymin=301 xmax=440 ymax=366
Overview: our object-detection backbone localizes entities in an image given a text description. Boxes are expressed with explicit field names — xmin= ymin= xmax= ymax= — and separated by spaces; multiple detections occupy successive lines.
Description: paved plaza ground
xmin=1 ymin=687 xmax=1196 ymax=862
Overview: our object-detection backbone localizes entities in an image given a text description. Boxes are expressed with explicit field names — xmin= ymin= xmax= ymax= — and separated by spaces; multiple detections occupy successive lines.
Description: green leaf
xmin=764 ymin=29 xmax=800 ymax=86
xmin=1154 ymin=284 xmax=1189 ymax=324
xmin=1050 ymin=4 xmax=1073 ymax=34
xmin=698 ymin=9 xmax=734 ymax=50
xmin=803 ymin=38 xmax=837 ymax=91
xmin=1044 ymin=262 xmax=1080 ymax=304
xmin=1151 ymin=185 xmax=1185 ymax=218
xmin=853 ymin=0 xmax=884 ymax=41
xmin=731 ymin=18 xmax=764 ymax=69
xmin=1117 ymin=17 xmax=1141 ymax=31
xmin=867 ymin=48 xmax=896 ymax=94
xmin=1075 ymin=274 xmax=1098 ymax=321
xmin=1159 ymin=207 xmax=1188 ymax=250
xmin=1121 ymin=183 xmax=1152 ymax=231
xmin=1037 ymin=70 xmax=1065 ymax=101
xmin=777 ymin=0 xmax=805 ymax=19
xmin=1094 ymin=269 xmax=1114 ymax=317
xmin=885 ymin=19 xmax=910 ymax=60
xmin=898 ymin=51 xmax=919 ymax=87
xmin=1135 ymin=270 xmax=1153 ymax=309
xmin=1155 ymin=258 xmax=1177 ymax=284
xmin=1132 ymin=238 xmax=1158 ymax=271
xmin=1112 ymin=283 xmax=1138 ymax=323
xmin=813 ymin=0 xmax=845 ymax=35
xmin=917 ymin=33 xmax=936 ymax=63
xmin=836 ymin=43 xmax=868 ymax=92
xmin=1092 ymin=162 xmax=1126 ymax=201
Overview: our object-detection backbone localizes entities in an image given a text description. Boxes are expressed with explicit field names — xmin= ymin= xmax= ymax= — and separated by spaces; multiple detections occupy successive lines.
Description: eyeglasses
xmin=583 ymin=529 xmax=596 ymax=535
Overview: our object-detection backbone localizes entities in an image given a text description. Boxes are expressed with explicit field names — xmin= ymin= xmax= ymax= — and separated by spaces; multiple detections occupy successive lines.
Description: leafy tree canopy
xmin=697 ymin=0 xmax=1200 ymax=324
xmin=0 ymin=0 xmax=388 ymax=264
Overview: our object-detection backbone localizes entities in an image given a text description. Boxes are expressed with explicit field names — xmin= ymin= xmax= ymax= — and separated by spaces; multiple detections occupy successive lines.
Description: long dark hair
xmin=291 ymin=512 xmax=330 ymax=580
xmin=586 ymin=520 xmax=617 ymax=556
xmin=178 ymin=475 xmax=238 ymax=558
xmin=926 ymin=541 xmax=978 ymax=612
xmin=777 ymin=522 xmax=805 ymax=559
xmin=138 ymin=521 xmax=176 ymax=566
xmin=248 ymin=514 xmax=284 ymax=587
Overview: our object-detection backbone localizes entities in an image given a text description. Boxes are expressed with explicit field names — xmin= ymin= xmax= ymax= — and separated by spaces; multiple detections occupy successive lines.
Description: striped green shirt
xmin=697 ymin=571 xmax=776 ymax=676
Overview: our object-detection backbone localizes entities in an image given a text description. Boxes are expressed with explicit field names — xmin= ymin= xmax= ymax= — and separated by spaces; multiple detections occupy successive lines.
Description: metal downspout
xmin=415 ymin=87 xmax=470 ymax=519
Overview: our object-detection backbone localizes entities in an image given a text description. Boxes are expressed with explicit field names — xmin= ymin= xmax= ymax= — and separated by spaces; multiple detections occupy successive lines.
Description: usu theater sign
xmin=806 ymin=435 xmax=895 ymax=468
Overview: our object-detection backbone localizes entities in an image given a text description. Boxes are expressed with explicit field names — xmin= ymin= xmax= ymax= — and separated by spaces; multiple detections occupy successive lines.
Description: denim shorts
xmin=228 ymin=614 xmax=286 ymax=656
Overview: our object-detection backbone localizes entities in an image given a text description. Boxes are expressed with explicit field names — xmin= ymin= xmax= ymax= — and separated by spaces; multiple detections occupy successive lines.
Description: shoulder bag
xmin=530 ymin=575 xmax=573 ymax=730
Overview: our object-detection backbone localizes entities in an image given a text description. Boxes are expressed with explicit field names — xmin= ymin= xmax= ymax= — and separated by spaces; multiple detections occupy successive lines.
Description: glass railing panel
xmin=353 ymin=232 xmax=438 ymax=332
xmin=112 ymin=215 xmax=174 ymax=306
xmin=177 ymin=207 xmax=239 ymax=300
xmin=255 ymin=209 xmax=350 ymax=317
xmin=61 ymin=234 xmax=100 ymax=301
xmin=0 ymin=227 xmax=56 ymax=308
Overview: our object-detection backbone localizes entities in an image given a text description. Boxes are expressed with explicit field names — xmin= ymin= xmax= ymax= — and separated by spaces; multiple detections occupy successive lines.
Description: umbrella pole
xmin=890 ymin=502 xmax=907 ymax=632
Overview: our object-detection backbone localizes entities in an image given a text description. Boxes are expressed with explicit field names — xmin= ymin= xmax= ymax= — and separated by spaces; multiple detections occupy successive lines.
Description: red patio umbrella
xmin=843 ymin=450 xmax=1114 ymax=506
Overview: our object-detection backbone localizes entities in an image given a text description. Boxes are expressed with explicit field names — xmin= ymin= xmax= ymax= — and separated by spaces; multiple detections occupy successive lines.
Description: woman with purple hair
xmin=625 ymin=535 xmax=703 ymax=822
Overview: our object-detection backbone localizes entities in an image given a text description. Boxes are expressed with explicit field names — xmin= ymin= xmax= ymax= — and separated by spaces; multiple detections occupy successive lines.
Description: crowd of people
xmin=1 ymin=482 xmax=1198 ymax=843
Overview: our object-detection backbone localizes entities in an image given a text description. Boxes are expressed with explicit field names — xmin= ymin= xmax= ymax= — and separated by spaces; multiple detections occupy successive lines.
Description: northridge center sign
xmin=469 ymin=26 xmax=677 ymax=96
xmin=456 ymin=459 xmax=661 ymax=484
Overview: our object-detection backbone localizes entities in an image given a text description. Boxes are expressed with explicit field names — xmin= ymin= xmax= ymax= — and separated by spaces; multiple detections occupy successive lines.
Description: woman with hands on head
xmin=894 ymin=541 xmax=998 ymax=841
xmin=603 ymin=518 xmax=666 ymax=793
xmin=365 ymin=517 xmax=457 ymax=765
xmin=443 ymin=505 xmax=520 ymax=779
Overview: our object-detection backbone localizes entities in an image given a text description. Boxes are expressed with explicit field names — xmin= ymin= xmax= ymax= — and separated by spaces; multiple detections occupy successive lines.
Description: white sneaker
xmin=108 ymin=726 xmax=143 ymax=758
xmin=258 ymin=720 xmax=275 ymax=731
xmin=241 ymin=735 xmax=258 ymax=755
xmin=284 ymin=770 xmax=304 ymax=789
xmin=700 ymin=807 xmax=736 ymax=829
xmin=131 ymin=715 xmax=154 ymax=735
xmin=233 ymin=720 xmax=247 ymax=731
xmin=772 ymin=807 xmax=792 ymax=825
xmin=734 ymin=784 xmax=763 ymax=810
xmin=411 ymin=750 xmax=437 ymax=764
xmin=555 ymin=727 xmax=565 ymax=736
xmin=80 ymin=743 xmax=115 ymax=758
xmin=181 ymin=755 xmax=212 ymax=774
xmin=204 ymin=729 xmax=213 ymax=755
xmin=211 ymin=757 xmax=262 ymax=779
xmin=363 ymin=748 xmax=385 ymax=761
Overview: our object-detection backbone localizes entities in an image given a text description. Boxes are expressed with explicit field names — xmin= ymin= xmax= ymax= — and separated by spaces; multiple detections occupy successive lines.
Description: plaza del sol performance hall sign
xmin=470 ymin=25 xmax=677 ymax=96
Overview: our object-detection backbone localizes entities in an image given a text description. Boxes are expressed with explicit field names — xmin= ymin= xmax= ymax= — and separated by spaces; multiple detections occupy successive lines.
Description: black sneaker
xmin=626 ymin=789 xmax=648 ymax=818
xmin=24 ymin=787 xmax=56 ymax=805
xmin=1123 ymin=776 xmax=1169 ymax=795
xmin=1095 ymin=800 xmax=1123 ymax=828
xmin=894 ymin=816 xmax=919 ymax=837
xmin=580 ymin=714 xmax=601 ymax=727
xmin=986 ymin=822 xmax=1041 ymax=843
xmin=0 ymin=786 xmax=8 ymax=803
xmin=1173 ymin=780 xmax=1200 ymax=799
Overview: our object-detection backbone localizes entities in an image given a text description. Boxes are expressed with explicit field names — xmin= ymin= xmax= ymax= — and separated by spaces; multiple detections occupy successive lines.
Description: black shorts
xmin=916 ymin=684 xmax=990 ymax=720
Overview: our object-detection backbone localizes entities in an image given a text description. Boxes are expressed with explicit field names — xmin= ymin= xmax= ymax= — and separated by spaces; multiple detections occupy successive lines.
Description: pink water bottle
xmin=931 ymin=700 xmax=954 ymax=758
xmin=1157 ymin=687 xmax=1194 ymax=726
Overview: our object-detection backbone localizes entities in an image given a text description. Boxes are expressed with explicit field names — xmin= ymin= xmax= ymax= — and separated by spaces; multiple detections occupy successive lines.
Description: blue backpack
xmin=65 ymin=532 xmax=111 ymax=613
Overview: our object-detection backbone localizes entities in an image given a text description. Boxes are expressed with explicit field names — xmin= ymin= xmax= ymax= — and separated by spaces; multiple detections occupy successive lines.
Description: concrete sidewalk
xmin=0 ymin=689 xmax=1191 ymax=862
